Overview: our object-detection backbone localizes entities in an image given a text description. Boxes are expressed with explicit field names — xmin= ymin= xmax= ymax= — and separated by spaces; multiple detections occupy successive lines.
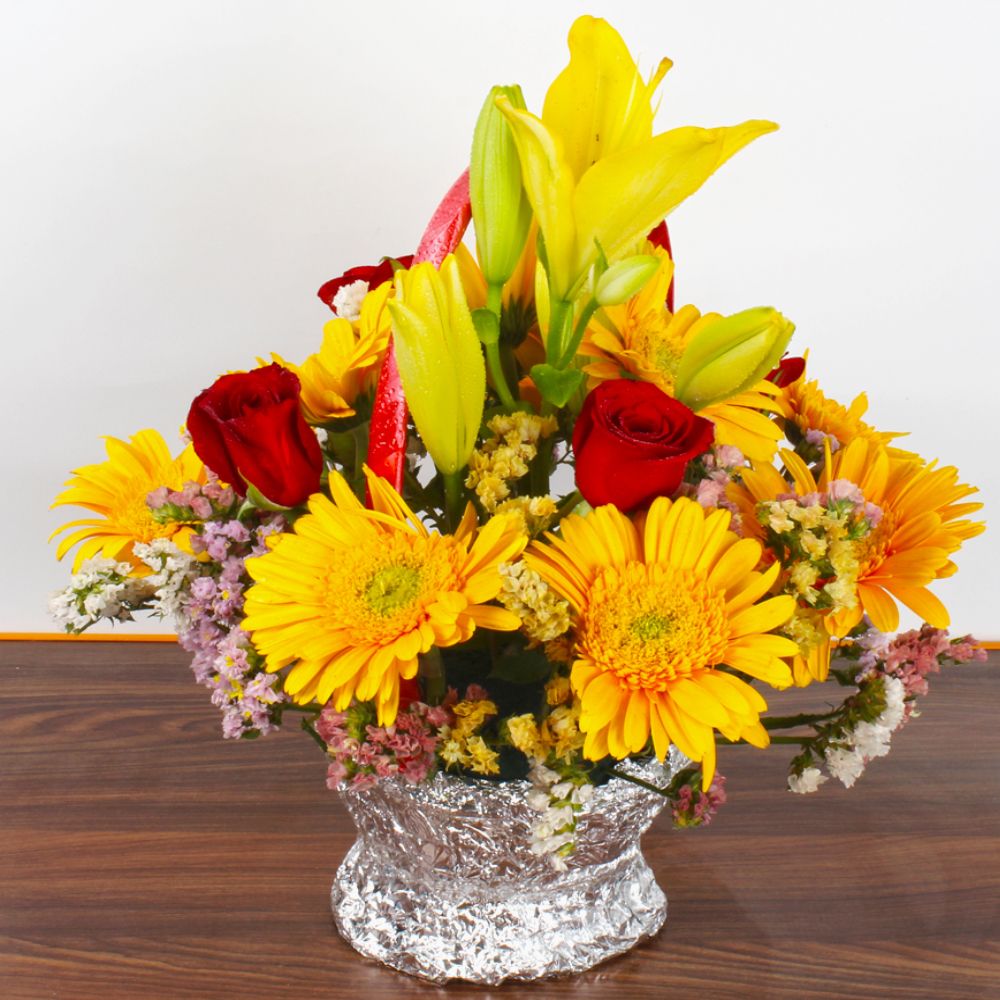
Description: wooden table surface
xmin=1 ymin=641 xmax=998 ymax=1000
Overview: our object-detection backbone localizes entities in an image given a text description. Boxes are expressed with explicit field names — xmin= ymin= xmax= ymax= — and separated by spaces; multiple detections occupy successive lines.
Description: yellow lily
xmin=496 ymin=16 xmax=777 ymax=371
xmin=674 ymin=307 xmax=795 ymax=411
xmin=496 ymin=101 xmax=776 ymax=306
xmin=542 ymin=14 xmax=673 ymax=182
xmin=387 ymin=256 xmax=486 ymax=477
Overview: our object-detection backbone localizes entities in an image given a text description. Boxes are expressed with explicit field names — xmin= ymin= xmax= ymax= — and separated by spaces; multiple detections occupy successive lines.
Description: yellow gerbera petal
xmin=51 ymin=431 xmax=206 ymax=573
xmin=530 ymin=497 xmax=800 ymax=785
xmin=243 ymin=472 xmax=526 ymax=722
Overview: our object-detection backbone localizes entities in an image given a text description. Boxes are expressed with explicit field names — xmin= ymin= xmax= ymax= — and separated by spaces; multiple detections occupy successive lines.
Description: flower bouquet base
xmin=330 ymin=756 xmax=683 ymax=984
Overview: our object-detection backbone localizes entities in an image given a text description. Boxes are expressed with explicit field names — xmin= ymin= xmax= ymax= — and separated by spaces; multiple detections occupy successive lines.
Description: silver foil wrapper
xmin=331 ymin=750 xmax=686 ymax=984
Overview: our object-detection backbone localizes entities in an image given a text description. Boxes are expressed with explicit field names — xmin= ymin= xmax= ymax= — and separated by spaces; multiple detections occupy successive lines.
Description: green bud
xmin=470 ymin=84 xmax=533 ymax=286
xmin=674 ymin=307 xmax=795 ymax=411
xmin=594 ymin=254 xmax=660 ymax=306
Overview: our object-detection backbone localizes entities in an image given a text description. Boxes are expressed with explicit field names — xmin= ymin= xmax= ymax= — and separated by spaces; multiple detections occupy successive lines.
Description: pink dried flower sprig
xmin=318 ymin=698 xmax=453 ymax=791
xmin=785 ymin=626 xmax=985 ymax=792
xmin=148 ymin=476 xmax=239 ymax=524
xmin=671 ymin=772 xmax=727 ymax=828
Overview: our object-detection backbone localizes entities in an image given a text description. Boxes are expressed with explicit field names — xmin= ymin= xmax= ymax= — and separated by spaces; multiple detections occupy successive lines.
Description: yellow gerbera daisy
xmin=524 ymin=497 xmax=796 ymax=788
xmin=51 ymin=429 xmax=205 ymax=572
xmin=242 ymin=469 xmax=527 ymax=723
xmin=732 ymin=440 xmax=984 ymax=640
xmin=781 ymin=368 xmax=899 ymax=450
xmin=274 ymin=280 xmax=394 ymax=424
xmin=580 ymin=270 xmax=785 ymax=463
xmin=824 ymin=440 xmax=984 ymax=634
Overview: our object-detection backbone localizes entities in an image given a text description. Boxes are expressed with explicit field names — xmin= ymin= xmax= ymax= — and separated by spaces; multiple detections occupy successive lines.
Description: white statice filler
xmin=824 ymin=675 xmax=907 ymax=788
xmin=49 ymin=557 xmax=156 ymax=632
xmin=132 ymin=538 xmax=199 ymax=626
xmin=331 ymin=279 xmax=368 ymax=321
xmin=787 ymin=766 xmax=829 ymax=794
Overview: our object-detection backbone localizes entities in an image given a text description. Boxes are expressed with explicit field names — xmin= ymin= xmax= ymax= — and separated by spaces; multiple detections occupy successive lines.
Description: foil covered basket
xmin=331 ymin=750 xmax=686 ymax=984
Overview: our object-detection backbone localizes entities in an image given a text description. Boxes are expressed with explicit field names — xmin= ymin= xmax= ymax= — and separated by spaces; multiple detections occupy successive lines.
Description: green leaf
xmin=530 ymin=363 xmax=585 ymax=407
xmin=244 ymin=482 xmax=294 ymax=512
xmin=472 ymin=307 xmax=500 ymax=346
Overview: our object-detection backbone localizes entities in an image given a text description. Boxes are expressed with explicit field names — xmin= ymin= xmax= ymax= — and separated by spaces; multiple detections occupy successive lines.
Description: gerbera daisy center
xmin=581 ymin=563 xmax=730 ymax=691
xmin=365 ymin=564 xmax=423 ymax=617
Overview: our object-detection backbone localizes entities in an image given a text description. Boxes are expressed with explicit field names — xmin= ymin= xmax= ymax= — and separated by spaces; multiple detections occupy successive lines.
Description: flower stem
xmin=609 ymin=767 xmax=671 ymax=797
xmin=301 ymin=717 xmax=327 ymax=751
xmin=442 ymin=470 xmax=464 ymax=533
xmin=555 ymin=489 xmax=582 ymax=521
xmin=419 ymin=648 xmax=446 ymax=705
xmin=557 ymin=298 xmax=599 ymax=368
xmin=762 ymin=710 xmax=839 ymax=731
xmin=545 ymin=298 xmax=574 ymax=366
xmin=485 ymin=283 xmax=518 ymax=409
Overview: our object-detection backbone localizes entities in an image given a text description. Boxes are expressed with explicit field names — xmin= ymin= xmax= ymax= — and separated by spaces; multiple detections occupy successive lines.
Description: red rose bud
xmin=647 ymin=220 xmax=674 ymax=312
xmin=187 ymin=364 xmax=324 ymax=507
xmin=766 ymin=356 xmax=806 ymax=388
xmin=573 ymin=380 xmax=714 ymax=513
xmin=317 ymin=255 xmax=415 ymax=313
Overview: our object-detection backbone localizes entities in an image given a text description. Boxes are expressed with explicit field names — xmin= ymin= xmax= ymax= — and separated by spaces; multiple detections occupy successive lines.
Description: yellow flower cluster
xmin=494 ymin=495 xmax=558 ymax=537
xmin=465 ymin=412 xmax=558 ymax=512
xmin=506 ymin=680 xmax=585 ymax=764
xmin=543 ymin=636 xmax=575 ymax=664
xmin=439 ymin=698 xmax=501 ymax=775
xmin=781 ymin=606 xmax=828 ymax=656
xmin=758 ymin=498 xmax=864 ymax=615
xmin=497 ymin=559 xmax=572 ymax=642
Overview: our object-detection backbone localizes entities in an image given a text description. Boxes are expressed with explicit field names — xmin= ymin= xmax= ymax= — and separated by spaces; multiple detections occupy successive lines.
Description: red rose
xmin=317 ymin=255 xmax=415 ymax=312
xmin=765 ymin=356 xmax=805 ymax=388
xmin=187 ymin=364 xmax=324 ymax=507
xmin=573 ymin=380 xmax=714 ymax=512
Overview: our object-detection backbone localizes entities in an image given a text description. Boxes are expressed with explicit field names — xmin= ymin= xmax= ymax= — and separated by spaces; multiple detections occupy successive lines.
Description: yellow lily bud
xmin=470 ymin=85 xmax=533 ymax=287
xmin=594 ymin=254 xmax=660 ymax=306
xmin=388 ymin=257 xmax=486 ymax=475
xmin=673 ymin=307 xmax=795 ymax=411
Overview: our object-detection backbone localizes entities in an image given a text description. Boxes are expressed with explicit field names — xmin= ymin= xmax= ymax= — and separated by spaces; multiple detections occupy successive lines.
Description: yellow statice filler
xmin=51 ymin=430 xmax=205 ymax=572
xmin=497 ymin=559 xmax=572 ymax=643
xmin=494 ymin=495 xmax=559 ymax=538
xmin=440 ymin=698 xmax=501 ymax=775
xmin=242 ymin=468 xmax=526 ymax=723
xmin=506 ymin=701 xmax=586 ymax=764
xmin=526 ymin=498 xmax=796 ymax=788
xmin=466 ymin=411 xmax=558 ymax=512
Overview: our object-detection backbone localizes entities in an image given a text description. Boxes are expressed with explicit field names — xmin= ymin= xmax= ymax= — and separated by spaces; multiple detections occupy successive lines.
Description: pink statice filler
xmin=858 ymin=624 xmax=986 ymax=703
xmin=671 ymin=774 xmax=727 ymax=828
xmin=318 ymin=699 xmax=452 ymax=790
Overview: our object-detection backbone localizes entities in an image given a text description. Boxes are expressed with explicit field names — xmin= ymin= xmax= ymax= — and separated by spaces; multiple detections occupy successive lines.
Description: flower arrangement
xmin=50 ymin=15 xmax=985 ymax=884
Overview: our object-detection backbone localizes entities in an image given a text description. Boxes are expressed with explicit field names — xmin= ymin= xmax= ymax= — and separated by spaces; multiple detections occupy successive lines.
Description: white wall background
xmin=3 ymin=0 xmax=997 ymax=636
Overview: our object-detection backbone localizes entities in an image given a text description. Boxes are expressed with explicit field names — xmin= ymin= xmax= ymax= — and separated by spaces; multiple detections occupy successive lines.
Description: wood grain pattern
xmin=1 ymin=641 xmax=998 ymax=999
